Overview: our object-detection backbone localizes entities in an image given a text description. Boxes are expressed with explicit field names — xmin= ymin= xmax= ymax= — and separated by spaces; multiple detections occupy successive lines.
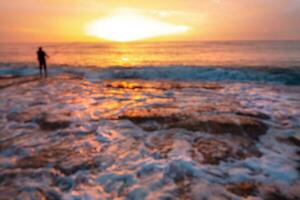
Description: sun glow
xmin=86 ymin=12 xmax=189 ymax=42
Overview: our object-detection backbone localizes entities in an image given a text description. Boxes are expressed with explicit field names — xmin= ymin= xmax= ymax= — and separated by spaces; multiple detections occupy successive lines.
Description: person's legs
xmin=39 ymin=62 xmax=43 ymax=76
xmin=44 ymin=61 xmax=48 ymax=77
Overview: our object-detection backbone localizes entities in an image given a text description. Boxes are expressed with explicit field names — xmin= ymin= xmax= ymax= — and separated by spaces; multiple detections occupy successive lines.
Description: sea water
xmin=0 ymin=41 xmax=300 ymax=199
xmin=1 ymin=41 xmax=300 ymax=85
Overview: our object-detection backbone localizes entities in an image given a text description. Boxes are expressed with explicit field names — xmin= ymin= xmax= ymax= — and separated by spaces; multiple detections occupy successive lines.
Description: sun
xmin=85 ymin=12 xmax=189 ymax=42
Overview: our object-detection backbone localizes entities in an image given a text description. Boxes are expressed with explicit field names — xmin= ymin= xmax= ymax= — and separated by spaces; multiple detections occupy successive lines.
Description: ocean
xmin=0 ymin=41 xmax=300 ymax=199
xmin=1 ymin=41 xmax=300 ymax=85
xmin=1 ymin=41 xmax=300 ymax=67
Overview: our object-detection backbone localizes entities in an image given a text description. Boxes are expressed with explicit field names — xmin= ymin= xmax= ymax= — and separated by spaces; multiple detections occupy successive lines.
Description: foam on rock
xmin=0 ymin=75 xmax=299 ymax=199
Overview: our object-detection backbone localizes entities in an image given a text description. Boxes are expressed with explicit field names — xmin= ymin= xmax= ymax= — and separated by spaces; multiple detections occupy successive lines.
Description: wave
xmin=97 ymin=66 xmax=300 ymax=86
xmin=1 ymin=63 xmax=300 ymax=85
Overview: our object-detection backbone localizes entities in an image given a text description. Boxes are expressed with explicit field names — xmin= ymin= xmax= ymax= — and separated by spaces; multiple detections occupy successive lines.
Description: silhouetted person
xmin=37 ymin=47 xmax=49 ymax=77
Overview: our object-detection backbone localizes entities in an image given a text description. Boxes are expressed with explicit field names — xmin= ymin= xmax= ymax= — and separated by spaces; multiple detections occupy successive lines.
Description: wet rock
xmin=119 ymin=107 xmax=180 ymax=128
xmin=227 ymin=182 xmax=258 ymax=197
xmin=0 ymin=170 xmax=57 ymax=186
xmin=44 ymin=190 xmax=62 ymax=200
xmin=277 ymin=136 xmax=300 ymax=147
xmin=192 ymin=137 xmax=262 ymax=165
xmin=265 ymin=192 xmax=298 ymax=200
xmin=146 ymin=134 xmax=174 ymax=159
xmin=134 ymin=120 xmax=162 ymax=132
xmin=200 ymin=83 xmax=223 ymax=90
xmin=16 ymin=144 xmax=73 ymax=169
xmin=106 ymin=81 xmax=144 ymax=90
xmin=17 ymin=155 xmax=52 ymax=169
xmin=171 ymin=114 xmax=268 ymax=140
xmin=121 ymin=111 xmax=268 ymax=140
xmin=35 ymin=113 xmax=70 ymax=131
xmin=192 ymin=138 xmax=233 ymax=165
xmin=56 ymin=159 xmax=99 ymax=176
xmin=236 ymin=111 xmax=270 ymax=120
xmin=235 ymin=146 xmax=262 ymax=159
xmin=16 ymin=188 xmax=47 ymax=200
xmin=7 ymin=111 xmax=71 ymax=131
xmin=105 ymin=80 xmax=223 ymax=91
xmin=159 ymin=195 xmax=174 ymax=200
xmin=15 ymin=187 xmax=61 ymax=200
xmin=0 ymin=76 xmax=40 ymax=89
xmin=16 ymin=144 xmax=99 ymax=176
xmin=0 ymin=171 xmax=62 ymax=200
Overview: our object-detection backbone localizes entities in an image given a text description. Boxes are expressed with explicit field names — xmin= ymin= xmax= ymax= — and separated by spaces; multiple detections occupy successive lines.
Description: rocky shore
xmin=0 ymin=74 xmax=299 ymax=199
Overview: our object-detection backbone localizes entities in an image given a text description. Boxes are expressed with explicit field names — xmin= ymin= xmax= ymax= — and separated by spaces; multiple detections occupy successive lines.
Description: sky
xmin=0 ymin=0 xmax=300 ymax=42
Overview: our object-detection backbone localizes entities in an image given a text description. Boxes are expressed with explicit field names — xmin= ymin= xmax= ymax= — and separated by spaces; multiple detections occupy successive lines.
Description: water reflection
xmin=1 ymin=41 xmax=300 ymax=67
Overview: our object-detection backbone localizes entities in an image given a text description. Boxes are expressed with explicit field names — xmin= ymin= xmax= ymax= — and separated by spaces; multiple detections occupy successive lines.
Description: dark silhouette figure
xmin=37 ymin=47 xmax=49 ymax=77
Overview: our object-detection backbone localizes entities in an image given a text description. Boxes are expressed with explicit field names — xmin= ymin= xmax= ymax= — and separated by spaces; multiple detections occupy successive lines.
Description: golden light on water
xmin=85 ymin=12 xmax=189 ymax=42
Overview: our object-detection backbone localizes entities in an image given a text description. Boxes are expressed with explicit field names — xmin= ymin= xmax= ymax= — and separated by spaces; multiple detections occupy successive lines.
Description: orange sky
xmin=0 ymin=0 xmax=300 ymax=42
